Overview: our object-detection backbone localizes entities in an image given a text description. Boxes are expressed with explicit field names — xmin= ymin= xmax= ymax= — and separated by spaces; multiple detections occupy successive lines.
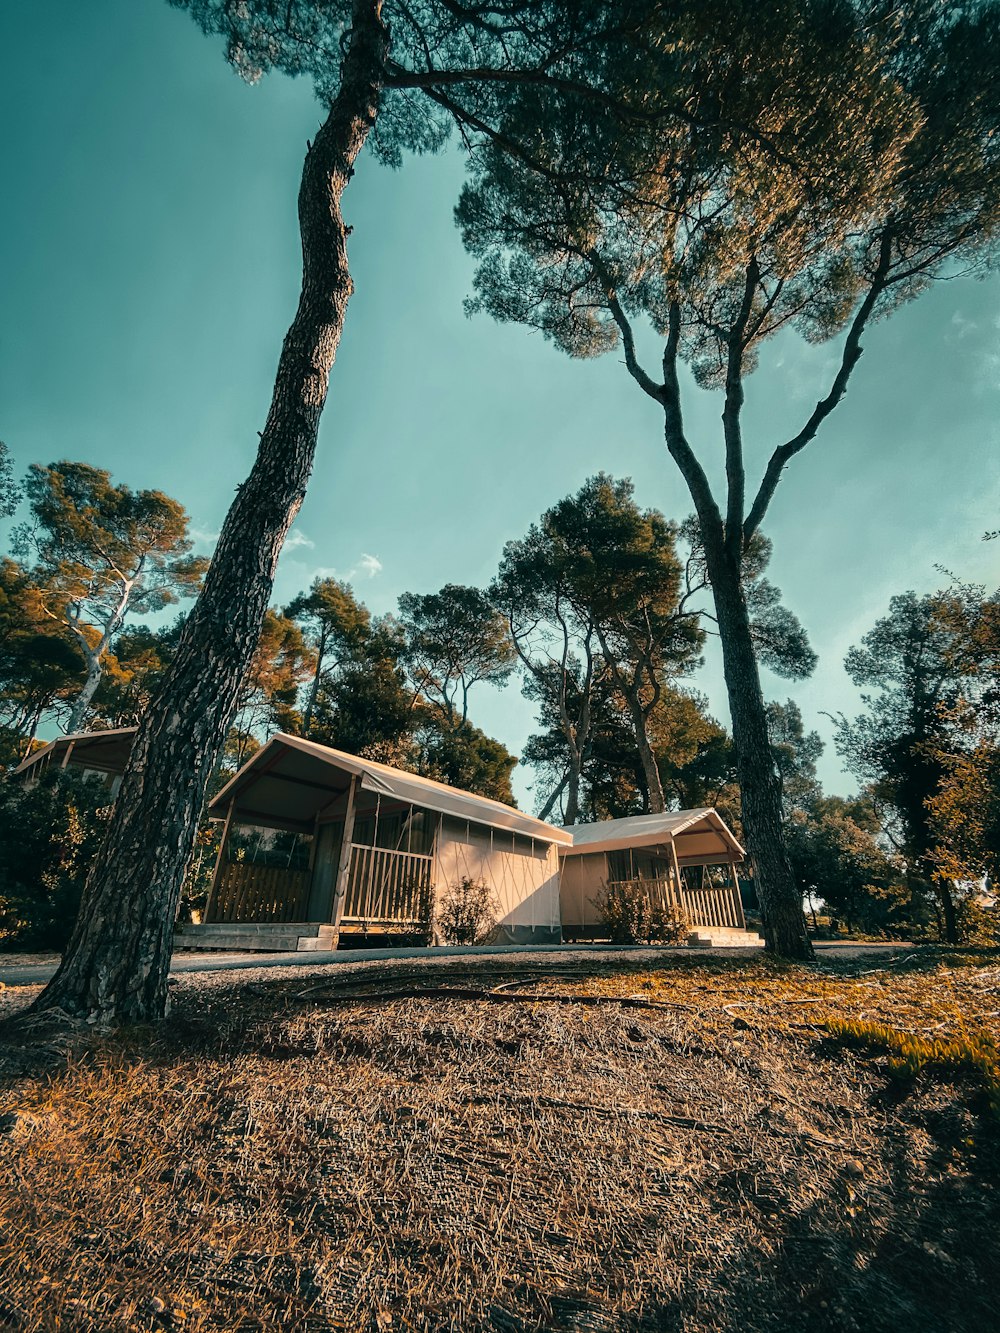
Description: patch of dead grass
xmin=0 ymin=949 xmax=998 ymax=1332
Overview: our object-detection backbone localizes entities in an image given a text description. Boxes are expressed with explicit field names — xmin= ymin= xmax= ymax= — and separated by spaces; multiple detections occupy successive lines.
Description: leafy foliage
xmin=0 ymin=769 xmax=111 ymax=950
xmin=13 ymin=462 xmax=206 ymax=732
xmin=594 ymin=882 xmax=688 ymax=946
xmin=826 ymin=1018 xmax=1000 ymax=1121
xmin=0 ymin=442 xmax=20 ymax=521
xmin=399 ymin=584 xmax=514 ymax=728
xmin=836 ymin=584 xmax=1000 ymax=941
xmin=435 ymin=876 xmax=498 ymax=945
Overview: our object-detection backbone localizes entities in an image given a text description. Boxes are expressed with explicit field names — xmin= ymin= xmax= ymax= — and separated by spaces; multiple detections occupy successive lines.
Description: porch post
xmin=330 ymin=775 xmax=358 ymax=930
xmin=669 ymin=838 xmax=686 ymax=918
xmin=730 ymin=861 xmax=747 ymax=929
xmin=204 ymin=798 xmax=235 ymax=924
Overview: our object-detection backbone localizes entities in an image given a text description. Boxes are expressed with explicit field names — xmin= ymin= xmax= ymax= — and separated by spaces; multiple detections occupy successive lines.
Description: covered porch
xmin=558 ymin=809 xmax=755 ymax=944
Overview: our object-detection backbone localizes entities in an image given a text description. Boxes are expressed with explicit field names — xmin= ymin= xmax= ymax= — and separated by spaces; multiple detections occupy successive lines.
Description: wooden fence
xmin=208 ymin=862 xmax=312 ymax=924
xmin=341 ymin=844 xmax=433 ymax=927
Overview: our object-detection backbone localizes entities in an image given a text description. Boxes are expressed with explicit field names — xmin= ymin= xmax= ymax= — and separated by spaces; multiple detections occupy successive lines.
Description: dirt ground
xmin=0 ymin=948 xmax=998 ymax=1332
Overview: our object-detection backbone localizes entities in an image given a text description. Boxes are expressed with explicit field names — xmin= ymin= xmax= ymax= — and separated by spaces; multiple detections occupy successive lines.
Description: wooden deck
xmin=607 ymin=872 xmax=746 ymax=930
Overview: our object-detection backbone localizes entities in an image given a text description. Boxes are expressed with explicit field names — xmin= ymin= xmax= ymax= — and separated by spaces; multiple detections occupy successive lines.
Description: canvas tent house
xmin=558 ymin=809 xmax=748 ymax=942
xmin=188 ymin=734 xmax=569 ymax=950
xmin=17 ymin=730 xmax=568 ymax=951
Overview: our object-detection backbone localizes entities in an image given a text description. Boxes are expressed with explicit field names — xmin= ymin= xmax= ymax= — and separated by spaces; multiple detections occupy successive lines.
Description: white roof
xmin=14 ymin=727 xmax=138 ymax=776
xmin=561 ymin=808 xmax=744 ymax=861
xmin=209 ymin=733 xmax=572 ymax=845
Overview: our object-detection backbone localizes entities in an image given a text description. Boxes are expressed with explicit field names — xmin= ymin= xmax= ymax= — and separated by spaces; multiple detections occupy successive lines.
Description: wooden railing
xmin=209 ymin=862 xmax=312 ymax=923
xmin=606 ymin=873 xmax=745 ymax=930
xmin=680 ymin=879 xmax=745 ymax=930
xmin=341 ymin=844 xmax=433 ymax=927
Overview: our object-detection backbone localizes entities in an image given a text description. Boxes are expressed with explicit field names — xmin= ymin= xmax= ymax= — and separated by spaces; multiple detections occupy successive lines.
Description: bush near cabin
xmin=436 ymin=877 xmax=498 ymax=946
xmin=595 ymin=882 xmax=690 ymax=945
xmin=0 ymin=769 xmax=110 ymax=950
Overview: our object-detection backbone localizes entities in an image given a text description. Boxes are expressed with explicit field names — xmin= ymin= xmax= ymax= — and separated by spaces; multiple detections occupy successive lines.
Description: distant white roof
xmin=209 ymin=733 xmax=572 ymax=845
xmin=14 ymin=728 xmax=138 ymax=777
xmin=561 ymin=809 xmax=744 ymax=862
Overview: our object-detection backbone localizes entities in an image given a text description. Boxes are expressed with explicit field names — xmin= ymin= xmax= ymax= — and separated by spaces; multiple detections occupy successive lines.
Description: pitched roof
xmin=13 ymin=728 xmax=138 ymax=777
xmin=560 ymin=808 xmax=745 ymax=860
xmin=208 ymin=733 xmax=573 ymax=845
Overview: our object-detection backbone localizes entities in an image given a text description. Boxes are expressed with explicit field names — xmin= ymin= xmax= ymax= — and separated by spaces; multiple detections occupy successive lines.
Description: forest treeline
xmin=1 ymin=445 xmax=997 ymax=948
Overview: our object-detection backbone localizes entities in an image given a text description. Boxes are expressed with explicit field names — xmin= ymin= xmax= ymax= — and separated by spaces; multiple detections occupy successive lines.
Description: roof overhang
xmin=14 ymin=728 xmax=138 ymax=779
xmin=208 ymin=733 xmax=572 ymax=845
xmin=560 ymin=808 xmax=745 ymax=864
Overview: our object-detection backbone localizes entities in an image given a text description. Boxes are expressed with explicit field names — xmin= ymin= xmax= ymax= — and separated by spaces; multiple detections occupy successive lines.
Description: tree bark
xmin=595 ymin=626 xmax=667 ymax=815
xmin=65 ymin=653 xmax=104 ymax=735
xmin=626 ymin=692 xmax=666 ymax=814
xmin=65 ymin=585 xmax=132 ymax=733
xmin=937 ymin=880 xmax=958 ymax=944
xmin=700 ymin=531 xmax=814 ymax=960
xmin=564 ymin=756 xmax=582 ymax=825
xmin=30 ymin=0 xmax=387 ymax=1024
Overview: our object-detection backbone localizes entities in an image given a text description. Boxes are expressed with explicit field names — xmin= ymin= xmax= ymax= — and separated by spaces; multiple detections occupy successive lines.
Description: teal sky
xmin=3 ymin=0 xmax=999 ymax=807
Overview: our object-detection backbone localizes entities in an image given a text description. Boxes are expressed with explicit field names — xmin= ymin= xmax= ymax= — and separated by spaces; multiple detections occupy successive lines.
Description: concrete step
xmin=687 ymin=928 xmax=764 ymax=949
xmin=176 ymin=923 xmax=336 ymax=953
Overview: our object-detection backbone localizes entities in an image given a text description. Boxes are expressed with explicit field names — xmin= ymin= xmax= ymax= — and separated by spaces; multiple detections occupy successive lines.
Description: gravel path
xmin=0 ymin=939 xmax=912 ymax=999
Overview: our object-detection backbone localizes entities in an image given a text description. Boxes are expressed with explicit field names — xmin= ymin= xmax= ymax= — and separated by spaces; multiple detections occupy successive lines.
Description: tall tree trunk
xmin=65 ymin=588 xmax=131 ymax=733
xmin=302 ymin=627 xmax=327 ymax=735
xmin=702 ymin=536 xmax=813 ymax=960
xmin=65 ymin=651 xmax=103 ymax=735
xmin=595 ymin=627 xmax=667 ymax=815
xmin=537 ymin=770 xmax=569 ymax=823
xmin=937 ymin=880 xmax=959 ymax=944
xmin=629 ymin=699 xmax=666 ymax=814
xmin=30 ymin=0 xmax=387 ymax=1024
xmin=564 ymin=757 xmax=582 ymax=825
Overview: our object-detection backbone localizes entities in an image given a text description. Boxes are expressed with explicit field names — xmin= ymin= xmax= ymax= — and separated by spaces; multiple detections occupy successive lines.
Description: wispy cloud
xmin=189 ymin=525 xmax=220 ymax=549
xmin=946 ymin=309 xmax=979 ymax=345
xmin=286 ymin=552 xmax=385 ymax=586
xmin=283 ymin=528 xmax=315 ymax=553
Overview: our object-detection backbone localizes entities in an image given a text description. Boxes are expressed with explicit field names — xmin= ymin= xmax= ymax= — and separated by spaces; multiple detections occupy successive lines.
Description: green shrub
xmin=0 ymin=769 xmax=110 ymax=950
xmin=436 ymin=877 xmax=498 ymax=945
xmin=595 ymin=882 xmax=689 ymax=945
xmin=826 ymin=1017 xmax=1000 ymax=1119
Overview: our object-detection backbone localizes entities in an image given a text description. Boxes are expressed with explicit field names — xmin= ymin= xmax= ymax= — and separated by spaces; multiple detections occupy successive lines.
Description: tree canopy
xmin=454 ymin=0 xmax=1000 ymax=958
xmin=14 ymin=462 xmax=206 ymax=734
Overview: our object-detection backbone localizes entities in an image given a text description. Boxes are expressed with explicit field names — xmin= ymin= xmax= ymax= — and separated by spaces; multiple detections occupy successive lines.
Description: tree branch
xmin=587 ymin=251 xmax=663 ymax=401
xmin=743 ymin=231 xmax=894 ymax=544
xmin=661 ymin=303 xmax=725 ymax=542
xmin=724 ymin=255 xmax=759 ymax=556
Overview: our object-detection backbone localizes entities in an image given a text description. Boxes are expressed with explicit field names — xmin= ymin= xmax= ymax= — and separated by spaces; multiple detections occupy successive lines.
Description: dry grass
xmin=1 ymin=948 xmax=999 ymax=1332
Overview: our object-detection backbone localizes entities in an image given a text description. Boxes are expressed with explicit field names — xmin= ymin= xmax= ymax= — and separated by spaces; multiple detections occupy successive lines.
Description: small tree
xmin=0 ymin=769 xmax=110 ymax=951
xmin=230 ymin=608 xmax=316 ymax=763
xmin=541 ymin=477 xmax=706 ymax=814
xmin=0 ymin=442 xmax=20 ymax=522
xmin=15 ymin=462 xmax=206 ymax=734
xmin=436 ymin=877 xmax=498 ymax=946
xmin=399 ymin=584 xmax=515 ymax=728
xmin=836 ymin=585 xmax=1000 ymax=941
xmin=285 ymin=577 xmax=371 ymax=733
xmin=413 ymin=714 xmax=517 ymax=805
xmin=0 ymin=558 xmax=85 ymax=757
